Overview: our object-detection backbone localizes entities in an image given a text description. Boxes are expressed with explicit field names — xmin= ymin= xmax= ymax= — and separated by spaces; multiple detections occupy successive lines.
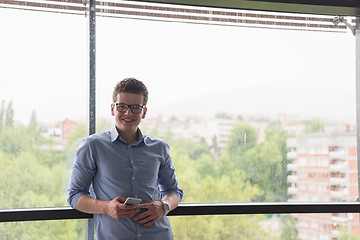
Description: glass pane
xmin=96 ymin=3 xmax=357 ymax=205
xmin=0 ymin=219 xmax=87 ymax=239
xmin=170 ymin=214 xmax=360 ymax=240
xmin=0 ymin=7 xmax=88 ymax=209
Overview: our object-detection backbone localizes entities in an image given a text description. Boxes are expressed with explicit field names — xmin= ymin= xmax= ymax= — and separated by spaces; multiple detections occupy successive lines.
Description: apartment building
xmin=41 ymin=118 xmax=78 ymax=146
xmin=286 ymin=126 xmax=359 ymax=239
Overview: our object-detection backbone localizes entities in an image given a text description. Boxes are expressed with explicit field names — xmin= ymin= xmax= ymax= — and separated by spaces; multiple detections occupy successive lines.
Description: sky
xmin=0 ymin=7 xmax=357 ymax=125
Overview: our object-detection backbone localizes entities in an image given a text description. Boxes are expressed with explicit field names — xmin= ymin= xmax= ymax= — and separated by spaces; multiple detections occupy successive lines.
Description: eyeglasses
xmin=113 ymin=103 xmax=145 ymax=114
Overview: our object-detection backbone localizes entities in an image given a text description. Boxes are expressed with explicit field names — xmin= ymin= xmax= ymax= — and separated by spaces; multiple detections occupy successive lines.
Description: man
xmin=68 ymin=78 xmax=183 ymax=240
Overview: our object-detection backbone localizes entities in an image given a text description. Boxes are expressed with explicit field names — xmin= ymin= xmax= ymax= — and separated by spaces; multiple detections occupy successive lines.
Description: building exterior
xmin=41 ymin=118 xmax=78 ymax=146
xmin=286 ymin=127 xmax=359 ymax=239
xmin=141 ymin=116 xmax=237 ymax=158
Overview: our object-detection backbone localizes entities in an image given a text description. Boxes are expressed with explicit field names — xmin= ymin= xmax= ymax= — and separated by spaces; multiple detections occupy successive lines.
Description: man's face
xmin=111 ymin=92 xmax=147 ymax=134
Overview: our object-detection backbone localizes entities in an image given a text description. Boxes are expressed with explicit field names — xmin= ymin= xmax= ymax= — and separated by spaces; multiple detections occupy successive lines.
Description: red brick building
xmin=287 ymin=128 xmax=359 ymax=239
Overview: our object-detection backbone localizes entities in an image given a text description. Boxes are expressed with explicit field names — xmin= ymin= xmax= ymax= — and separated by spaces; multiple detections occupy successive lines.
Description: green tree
xmin=0 ymin=100 xmax=4 ymax=131
xmin=0 ymin=114 xmax=298 ymax=239
xmin=337 ymin=226 xmax=360 ymax=240
xmin=0 ymin=120 xmax=85 ymax=239
xmin=5 ymin=100 xmax=14 ymax=128
xmin=215 ymin=112 xmax=233 ymax=119
xmin=280 ymin=215 xmax=300 ymax=240
xmin=65 ymin=123 xmax=86 ymax=149
xmin=209 ymin=135 xmax=220 ymax=159
xmin=261 ymin=124 xmax=291 ymax=201
xmin=223 ymin=122 xmax=291 ymax=202
xmin=29 ymin=110 xmax=37 ymax=127
xmin=0 ymin=126 xmax=33 ymax=156
xmin=303 ymin=118 xmax=324 ymax=134
xmin=244 ymin=141 xmax=284 ymax=201
xmin=169 ymin=136 xmax=278 ymax=240
xmin=226 ymin=122 xmax=257 ymax=156
xmin=172 ymin=214 xmax=280 ymax=240
xmin=237 ymin=114 xmax=244 ymax=121
xmin=171 ymin=138 xmax=210 ymax=162
xmin=224 ymin=122 xmax=257 ymax=176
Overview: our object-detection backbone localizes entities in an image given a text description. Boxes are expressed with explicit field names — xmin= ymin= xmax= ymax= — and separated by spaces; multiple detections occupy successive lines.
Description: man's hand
xmin=133 ymin=200 xmax=164 ymax=227
xmin=104 ymin=196 xmax=140 ymax=220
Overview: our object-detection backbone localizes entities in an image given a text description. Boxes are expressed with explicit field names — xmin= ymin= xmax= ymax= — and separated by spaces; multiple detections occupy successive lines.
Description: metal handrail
xmin=1 ymin=202 xmax=360 ymax=222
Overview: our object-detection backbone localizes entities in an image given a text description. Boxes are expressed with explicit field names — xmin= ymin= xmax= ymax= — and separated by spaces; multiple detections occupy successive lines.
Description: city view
xmin=1 ymin=99 xmax=358 ymax=239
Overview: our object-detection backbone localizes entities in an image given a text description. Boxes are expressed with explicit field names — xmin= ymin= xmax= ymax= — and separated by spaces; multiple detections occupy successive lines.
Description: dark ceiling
xmin=131 ymin=0 xmax=360 ymax=16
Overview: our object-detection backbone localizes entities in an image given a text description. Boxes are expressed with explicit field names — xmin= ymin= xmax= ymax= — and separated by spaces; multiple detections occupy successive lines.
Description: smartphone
xmin=124 ymin=197 xmax=141 ymax=207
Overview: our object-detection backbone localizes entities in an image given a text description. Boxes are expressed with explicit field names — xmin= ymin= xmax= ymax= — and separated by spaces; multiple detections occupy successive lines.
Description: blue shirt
xmin=67 ymin=126 xmax=183 ymax=240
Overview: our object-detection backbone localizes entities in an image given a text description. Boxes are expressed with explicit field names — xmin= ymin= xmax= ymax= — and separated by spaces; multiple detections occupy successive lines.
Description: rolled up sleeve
xmin=158 ymin=143 xmax=184 ymax=202
xmin=67 ymin=138 xmax=97 ymax=209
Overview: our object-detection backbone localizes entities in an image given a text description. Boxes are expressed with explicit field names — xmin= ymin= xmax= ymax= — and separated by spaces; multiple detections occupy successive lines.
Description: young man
xmin=68 ymin=78 xmax=183 ymax=240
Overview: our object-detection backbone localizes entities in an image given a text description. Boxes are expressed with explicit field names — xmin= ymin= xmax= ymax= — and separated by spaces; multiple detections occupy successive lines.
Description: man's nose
xmin=124 ymin=107 xmax=133 ymax=115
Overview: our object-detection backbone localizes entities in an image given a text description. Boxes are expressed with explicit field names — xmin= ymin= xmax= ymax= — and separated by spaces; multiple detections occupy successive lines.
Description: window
xmin=1 ymin=0 xmax=359 ymax=239
xmin=0 ymin=4 xmax=89 ymax=238
xmin=0 ymin=5 xmax=88 ymax=209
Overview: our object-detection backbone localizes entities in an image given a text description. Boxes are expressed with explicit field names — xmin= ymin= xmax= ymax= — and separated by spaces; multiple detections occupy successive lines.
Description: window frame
xmin=2 ymin=202 xmax=360 ymax=222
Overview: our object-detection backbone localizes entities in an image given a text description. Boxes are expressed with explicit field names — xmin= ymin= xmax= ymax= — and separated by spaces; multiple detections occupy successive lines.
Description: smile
xmin=122 ymin=118 xmax=135 ymax=122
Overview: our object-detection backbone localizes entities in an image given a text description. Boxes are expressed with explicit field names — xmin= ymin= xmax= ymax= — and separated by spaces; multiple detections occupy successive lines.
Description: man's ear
xmin=142 ymin=107 xmax=147 ymax=119
xmin=111 ymin=103 xmax=115 ymax=116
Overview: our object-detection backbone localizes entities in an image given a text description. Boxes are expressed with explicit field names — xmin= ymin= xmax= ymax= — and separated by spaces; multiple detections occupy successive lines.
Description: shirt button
xmin=138 ymin=234 xmax=141 ymax=237
xmin=132 ymin=177 xmax=135 ymax=180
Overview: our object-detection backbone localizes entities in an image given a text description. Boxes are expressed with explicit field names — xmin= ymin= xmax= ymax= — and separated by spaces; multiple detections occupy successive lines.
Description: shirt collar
xmin=110 ymin=126 xmax=148 ymax=146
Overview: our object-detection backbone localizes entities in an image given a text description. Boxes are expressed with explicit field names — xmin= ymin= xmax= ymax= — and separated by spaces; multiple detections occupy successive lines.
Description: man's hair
xmin=113 ymin=78 xmax=149 ymax=105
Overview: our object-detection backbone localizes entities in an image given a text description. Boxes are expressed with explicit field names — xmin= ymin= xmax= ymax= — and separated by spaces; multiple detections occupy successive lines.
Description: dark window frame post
xmin=87 ymin=0 xmax=96 ymax=239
